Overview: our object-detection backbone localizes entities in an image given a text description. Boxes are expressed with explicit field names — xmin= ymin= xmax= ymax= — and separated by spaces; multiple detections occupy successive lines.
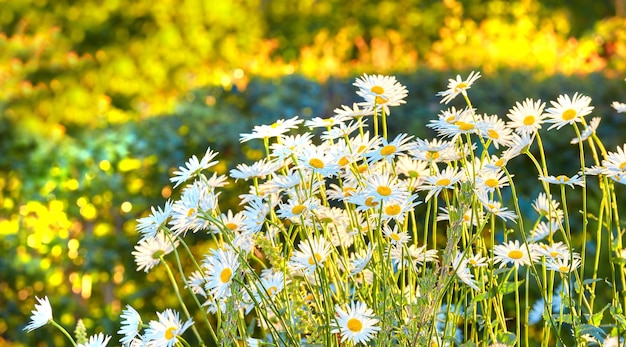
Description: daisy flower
xmin=331 ymin=301 xmax=380 ymax=345
xmin=382 ymin=224 xmax=411 ymax=245
xmin=170 ymin=147 xmax=218 ymax=188
xmin=169 ymin=180 xmax=216 ymax=236
xmin=229 ymin=159 xmax=278 ymax=181
xmin=503 ymin=132 xmax=535 ymax=159
xmin=297 ymin=144 xmax=340 ymax=177
xmin=409 ymin=137 xmax=455 ymax=162
xmin=570 ymin=117 xmax=600 ymax=144
xmin=419 ymin=166 xmax=465 ymax=202
xmin=289 ymin=236 xmax=334 ymax=275
xmin=528 ymin=218 xmax=562 ymax=242
xmin=436 ymin=70 xmax=481 ymax=104
xmin=354 ymin=73 xmax=408 ymax=114
xmin=380 ymin=195 xmax=421 ymax=223
xmin=144 ymin=309 xmax=193 ymax=347
xmin=506 ymin=98 xmax=547 ymax=135
xmin=535 ymin=241 xmax=573 ymax=260
xmin=333 ymin=103 xmax=375 ymax=119
xmin=270 ymin=133 xmax=313 ymax=161
xmin=476 ymin=191 xmax=518 ymax=222
xmin=305 ymin=114 xmax=350 ymax=129
xmin=450 ymin=252 xmax=479 ymax=290
xmin=395 ymin=156 xmax=430 ymax=184
xmin=602 ymin=144 xmax=626 ymax=176
xmin=210 ymin=209 xmax=247 ymax=234
xmin=493 ymin=240 xmax=534 ymax=268
xmin=253 ymin=271 xmax=287 ymax=303
xmin=118 ymin=305 xmax=143 ymax=346
xmin=321 ymin=120 xmax=364 ymax=141
xmin=365 ymin=133 xmax=413 ymax=164
xmin=203 ymin=247 xmax=240 ymax=299
xmin=350 ymin=243 xmax=375 ymax=275
xmin=239 ymin=116 xmax=303 ymax=143
xmin=135 ymin=200 xmax=173 ymax=241
xmin=437 ymin=207 xmax=484 ymax=227
xmin=611 ymin=101 xmax=626 ymax=113
xmin=532 ymin=193 xmax=563 ymax=220
xmin=478 ymin=114 xmax=514 ymax=149
xmin=241 ymin=196 xmax=270 ymax=233
xmin=467 ymin=252 xmax=489 ymax=267
xmin=23 ymin=296 xmax=53 ymax=332
xmin=132 ymin=233 xmax=179 ymax=273
xmin=78 ymin=333 xmax=112 ymax=347
xmin=545 ymin=93 xmax=594 ymax=130
xmin=476 ymin=168 xmax=510 ymax=193
xmin=362 ymin=173 xmax=409 ymax=203
xmin=546 ymin=256 xmax=582 ymax=274
xmin=538 ymin=174 xmax=585 ymax=188
xmin=276 ymin=197 xmax=320 ymax=223
xmin=432 ymin=108 xmax=480 ymax=138
xmin=390 ymin=244 xmax=438 ymax=270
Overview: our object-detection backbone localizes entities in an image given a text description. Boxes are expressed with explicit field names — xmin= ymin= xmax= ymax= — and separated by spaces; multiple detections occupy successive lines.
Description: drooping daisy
xmin=118 ymin=305 xmax=143 ymax=346
xmin=476 ymin=192 xmax=518 ymax=222
xmin=532 ymin=193 xmax=563 ymax=221
xmin=538 ymin=174 xmax=585 ymax=188
xmin=493 ymin=240 xmax=534 ymax=268
xmin=570 ymin=117 xmax=600 ymax=144
xmin=450 ymin=252 xmax=479 ymax=290
xmin=288 ymin=236 xmax=334 ymax=275
xmin=241 ymin=196 xmax=270 ymax=233
xmin=354 ymin=73 xmax=408 ymax=114
xmin=436 ymin=71 xmax=481 ymax=104
xmin=503 ymin=132 xmax=535 ymax=159
xmin=170 ymin=147 xmax=219 ymax=188
xmin=349 ymin=243 xmax=375 ymax=276
xmin=365 ymin=133 xmax=413 ymax=164
xmin=331 ymin=301 xmax=381 ymax=345
xmin=546 ymin=256 xmax=582 ymax=274
xmin=78 ymin=333 xmax=112 ymax=347
xmin=611 ymin=101 xmax=626 ymax=113
xmin=132 ymin=233 xmax=179 ymax=273
xmin=144 ymin=309 xmax=193 ymax=347
xmin=545 ymin=93 xmax=594 ymax=130
xmin=169 ymin=180 xmax=216 ymax=236
xmin=203 ymin=247 xmax=240 ymax=299
xmin=602 ymin=144 xmax=626 ymax=176
xmin=506 ymin=98 xmax=547 ymax=135
xmin=419 ymin=166 xmax=465 ymax=202
xmin=135 ymin=200 xmax=173 ymax=241
xmin=23 ymin=296 xmax=53 ymax=332
xmin=239 ymin=116 xmax=303 ymax=143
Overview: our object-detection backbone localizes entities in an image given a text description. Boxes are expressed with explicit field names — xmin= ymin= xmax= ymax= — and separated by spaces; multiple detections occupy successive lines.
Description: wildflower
xmin=493 ymin=240 xmax=534 ymax=268
xmin=118 ymin=305 xmax=143 ymax=346
xmin=436 ymin=71 xmax=481 ymax=104
xmin=529 ymin=219 xmax=562 ymax=242
xmin=546 ymin=256 xmax=582 ymax=274
xmin=334 ymin=103 xmax=375 ymax=119
xmin=451 ymin=252 xmax=479 ymax=290
xmin=170 ymin=147 xmax=219 ymax=188
xmin=570 ymin=117 xmax=600 ymax=144
xmin=432 ymin=108 xmax=480 ymax=138
xmin=354 ymin=73 xmax=408 ymax=114
xmin=331 ymin=301 xmax=381 ymax=345
xmin=391 ymin=244 xmax=438 ymax=270
xmin=395 ymin=156 xmax=430 ymax=185
xmin=437 ymin=207 xmax=484 ymax=227
xmin=78 ymin=333 xmax=112 ymax=347
xmin=539 ymin=174 xmax=585 ymax=188
xmin=602 ymin=144 xmax=626 ymax=176
xmin=133 ymin=233 xmax=179 ymax=273
xmin=229 ymin=159 xmax=278 ymax=181
xmin=203 ymin=247 xmax=240 ymax=298
xmin=363 ymin=173 xmax=409 ymax=203
xmin=289 ymin=236 xmax=334 ymax=275
xmin=321 ymin=119 xmax=365 ymax=141
xmin=169 ymin=180 xmax=216 ymax=236
xmin=409 ymin=137 xmax=455 ymax=162
xmin=350 ymin=244 xmax=375 ymax=275
xmin=467 ymin=252 xmax=489 ymax=267
xmin=210 ymin=210 xmax=247 ymax=234
xmin=270 ymin=133 xmax=313 ymax=162
xmin=276 ymin=197 xmax=320 ymax=223
xmin=365 ymin=133 xmax=413 ymax=164
xmin=135 ymin=200 xmax=173 ymax=241
xmin=545 ymin=93 xmax=594 ymax=130
xmin=23 ymin=296 xmax=53 ymax=332
xmin=535 ymin=241 xmax=572 ymax=260
xmin=506 ymin=98 xmax=547 ymax=135
xmin=611 ymin=101 xmax=626 ymax=113
xmin=241 ymin=196 xmax=270 ymax=233
xmin=297 ymin=144 xmax=341 ymax=177
xmin=503 ymin=132 xmax=534 ymax=159
xmin=144 ymin=309 xmax=193 ymax=347
xmin=532 ymin=192 xmax=563 ymax=220
xmin=305 ymin=114 xmax=350 ymax=129
xmin=380 ymin=195 xmax=421 ymax=223
xmin=382 ymin=224 xmax=411 ymax=245
xmin=476 ymin=168 xmax=510 ymax=193
xmin=419 ymin=166 xmax=465 ymax=202
xmin=478 ymin=114 xmax=514 ymax=149
xmin=239 ymin=116 xmax=303 ymax=142
xmin=253 ymin=270 xmax=287 ymax=304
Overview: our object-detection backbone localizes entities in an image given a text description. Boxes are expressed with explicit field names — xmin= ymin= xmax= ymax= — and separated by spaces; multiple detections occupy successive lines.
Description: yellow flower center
xmin=485 ymin=178 xmax=499 ymax=188
xmin=390 ymin=233 xmax=401 ymax=241
xmin=446 ymin=115 xmax=456 ymax=123
xmin=365 ymin=197 xmax=379 ymax=207
xmin=267 ymin=286 xmax=278 ymax=296
xmin=370 ymin=85 xmax=384 ymax=94
xmin=375 ymin=95 xmax=388 ymax=104
xmin=436 ymin=178 xmax=451 ymax=186
xmin=220 ymin=267 xmax=232 ymax=283
xmin=619 ymin=161 xmax=626 ymax=170
xmin=165 ymin=326 xmax=177 ymax=340
xmin=523 ymin=115 xmax=535 ymax=126
xmin=187 ymin=208 xmax=196 ymax=217
xmin=343 ymin=187 xmax=356 ymax=197
xmin=308 ymin=253 xmax=323 ymax=265
xmin=270 ymin=122 xmax=280 ymax=129
xmin=487 ymin=129 xmax=499 ymax=139
xmin=508 ymin=250 xmax=524 ymax=260
xmin=495 ymin=158 xmax=505 ymax=167
xmin=558 ymin=266 xmax=570 ymax=273
xmin=291 ymin=204 xmax=307 ymax=215
xmin=562 ymin=108 xmax=577 ymax=121
xmin=469 ymin=259 xmax=477 ymax=265
xmin=346 ymin=318 xmax=363 ymax=332
xmin=463 ymin=213 xmax=471 ymax=222
xmin=377 ymin=185 xmax=392 ymax=196
xmin=408 ymin=170 xmax=419 ymax=178
xmin=338 ymin=156 xmax=349 ymax=166
xmin=427 ymin=151 xmax=440 ymax=160
xmin=309 ymin=158 xmax=325 ymax=169
xmin=151 ymin=249 xmax=165 ymax=260
xmin=385 ymin=203 xmax=402 ymax=215
xmin=456 ymin=121 xmax=474 ymax=131
xmin=357 ymin=145 xmax=367 ymax=153
xmin=380 ymin=145 xmax=397 ymax=156
xmin=550 ymin=251 xmax=560 ymax=257
xmin=556 ymin=175 xmax=569 ymax=182
xmin=225 ymin=222 xmax=238 ymax=230
xmin=358 ymin=164 xmax=368 ymax=173
xmin=487 ymin=203 xmax=497 ymax=210
xmin=454 ymin=82 xmax=468 ymax=92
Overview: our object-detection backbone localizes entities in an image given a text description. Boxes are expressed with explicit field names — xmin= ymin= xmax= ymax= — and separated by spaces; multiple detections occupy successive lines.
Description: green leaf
xmin=498 ymin=280 xmax=524 ymax=295
xmin=575 ymin=324 xmax=605 ymax=343
xmin=582 ymin=278 xmax=604 ymax=286
xmin=496 ymin=331 xmax=516 ymax=345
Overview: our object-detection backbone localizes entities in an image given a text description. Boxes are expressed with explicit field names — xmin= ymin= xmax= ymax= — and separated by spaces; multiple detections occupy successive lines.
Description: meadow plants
xmin=25 ymin=72 xmax=626 ymax=346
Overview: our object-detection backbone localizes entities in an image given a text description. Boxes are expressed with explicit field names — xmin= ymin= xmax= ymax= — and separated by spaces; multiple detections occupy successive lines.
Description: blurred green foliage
xmin=1 ymin=0 xmax=626 ymax=345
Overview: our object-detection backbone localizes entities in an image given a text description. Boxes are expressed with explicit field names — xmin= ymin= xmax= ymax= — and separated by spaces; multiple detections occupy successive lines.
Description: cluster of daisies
xmin=24 ymin=72 xmax=626 ymax=346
